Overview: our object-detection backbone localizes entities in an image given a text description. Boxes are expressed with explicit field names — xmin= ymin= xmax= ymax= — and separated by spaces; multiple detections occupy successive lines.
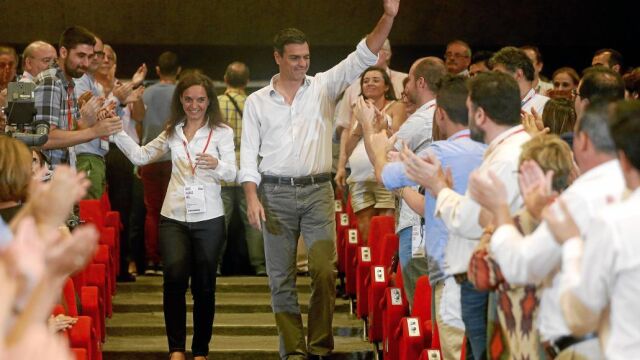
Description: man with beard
xmin=409 ymin=71 xmax=530 ymax=263
xmin=35 ymin=26 xmax=122 ymax=166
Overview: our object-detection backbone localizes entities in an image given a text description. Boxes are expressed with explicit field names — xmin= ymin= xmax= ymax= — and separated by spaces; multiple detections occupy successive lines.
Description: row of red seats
xmin=334 ymin=193 xmax=444 ymax=360
xmin=53 ymin=192 xmax=122 ymax=360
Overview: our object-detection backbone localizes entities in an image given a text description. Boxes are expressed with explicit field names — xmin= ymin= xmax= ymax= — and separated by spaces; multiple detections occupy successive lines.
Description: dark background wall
xmin=1 ymin=0 xmax=637 ymax=81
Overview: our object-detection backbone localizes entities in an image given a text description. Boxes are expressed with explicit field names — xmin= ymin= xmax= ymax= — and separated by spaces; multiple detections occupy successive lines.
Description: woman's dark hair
xmin=542 ymin=98 xmax=576 ymax=135
xmin=359 ymin=66 xmax=396 ymax=101
xmin=165 ymin=71 xmax=226 ymax=137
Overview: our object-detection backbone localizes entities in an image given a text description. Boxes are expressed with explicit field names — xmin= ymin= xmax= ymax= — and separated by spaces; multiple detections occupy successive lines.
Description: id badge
xmin=184 ymin=184 xmax=206 ymax=214
xmin=411 ymin=224 xmax=425 ymax=258
xmin=68 ymin=147 xmax=77 ymax=168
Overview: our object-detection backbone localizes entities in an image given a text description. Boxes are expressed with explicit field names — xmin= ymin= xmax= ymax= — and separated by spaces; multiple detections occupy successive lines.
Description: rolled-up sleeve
xmin=239 ymin=96 xmax=262 ymax=186
xmin=114 ymin=130 xmax=169 ymax=166
xmin=318 ymin=39 xmax=378 ymax=101
xmin=210 ymin=127 xmax=237 ymax=182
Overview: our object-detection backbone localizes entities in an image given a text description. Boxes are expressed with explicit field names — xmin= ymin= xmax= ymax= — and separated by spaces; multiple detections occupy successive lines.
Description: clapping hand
xmin=401 ymin=145 xmax=449 ymax=195
xmin=468 ymin=169 xmax=508 ymax=215
xmin=521 ymin=108 xmax=549 ymax=137
xmin=518 ymin=160 xmax=558 ymax=220
xmin=541 ymin=198 xmax=580 ymax=244
xmin=131 ymin=63 xmax=148 ymax=87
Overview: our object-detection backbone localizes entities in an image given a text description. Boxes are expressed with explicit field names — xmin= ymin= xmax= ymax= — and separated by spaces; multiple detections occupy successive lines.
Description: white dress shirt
xmin=560 ymin=188 xmax=640 ymax=359
xmin=239 ymin=39 xmax=378 ymax=186
xmin=436 ymin=125 xmax=531 ymax=240
xmin=521 ymin=88 xmax=549 ymax=115
xmin=490 ymin=159 xmax=624 ymax=341
xmin=394 ymin=99 xmax=437 ymax=232
xmin=114 ymin=122 xmax=236 ymax=222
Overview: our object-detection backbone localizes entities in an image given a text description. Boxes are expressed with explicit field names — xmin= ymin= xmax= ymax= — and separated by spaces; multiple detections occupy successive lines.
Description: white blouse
xmin=114 ymin=121 xmax=236 ymax=222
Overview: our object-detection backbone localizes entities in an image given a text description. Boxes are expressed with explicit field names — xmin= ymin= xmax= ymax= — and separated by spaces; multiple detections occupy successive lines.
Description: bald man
xmin=20 ymin=41 xmax=57 ymax=83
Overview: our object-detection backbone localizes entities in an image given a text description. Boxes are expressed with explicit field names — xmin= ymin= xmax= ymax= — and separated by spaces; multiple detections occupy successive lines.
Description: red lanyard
xmin=449 ymin=132 xmax=470 ymax=141
xmin=66 ymin=86 xmax=74 ymax=130
xmin=183 ymin=127 xmax=214 ymax=176
xmin=495 ymin=128 xmax=525 ymax=147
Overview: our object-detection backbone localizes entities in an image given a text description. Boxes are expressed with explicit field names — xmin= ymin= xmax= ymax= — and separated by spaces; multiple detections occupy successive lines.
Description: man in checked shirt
xmin=36 ymin=26 xmax=121 ymax=167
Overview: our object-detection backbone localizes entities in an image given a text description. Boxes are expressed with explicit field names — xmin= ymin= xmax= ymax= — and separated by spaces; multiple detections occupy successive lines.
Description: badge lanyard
xmin=182 ymin=127 xmax=214 ymax=177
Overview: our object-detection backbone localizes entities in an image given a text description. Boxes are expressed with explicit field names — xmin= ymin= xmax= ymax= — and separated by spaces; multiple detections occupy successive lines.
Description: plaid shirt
xmin=34 ymin=64 xmax=80 ymax=165
xmin=218 ymin=89 xmax=245 ymax=185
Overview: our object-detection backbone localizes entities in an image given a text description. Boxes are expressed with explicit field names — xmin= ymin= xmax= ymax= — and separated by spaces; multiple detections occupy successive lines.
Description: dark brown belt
xmin=262 ymin=173 xmax=331 ymax=187
xmin=542 ymin=333 xmax=596 ymax=359
xmin=453 ymin=272 xmax=468 ymax=284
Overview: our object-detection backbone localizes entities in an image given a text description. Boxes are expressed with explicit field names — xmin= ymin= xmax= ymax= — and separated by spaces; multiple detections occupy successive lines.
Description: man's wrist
xmin=494 ymin=203 xmax=513 ymax=226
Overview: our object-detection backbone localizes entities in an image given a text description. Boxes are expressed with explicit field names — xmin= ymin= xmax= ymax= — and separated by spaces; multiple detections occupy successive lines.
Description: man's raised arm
xmin=366 ymin=0 xmax=400 ymax=54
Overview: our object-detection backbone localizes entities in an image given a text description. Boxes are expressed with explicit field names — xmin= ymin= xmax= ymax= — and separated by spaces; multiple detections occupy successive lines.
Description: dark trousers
xmin=159 ymin=215 xmax=225 ymax=357
xmin=460 ymin=280 xmax=488 ymax=360
xmin=105 ymin=147 xmax=134 ymax=275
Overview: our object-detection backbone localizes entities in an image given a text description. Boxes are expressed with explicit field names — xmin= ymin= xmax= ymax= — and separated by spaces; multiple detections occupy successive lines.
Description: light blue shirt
xmin=74 ymin=73 xmax=108 ymax=157
xmin=381 ymin=129 xmax=486 ymax=283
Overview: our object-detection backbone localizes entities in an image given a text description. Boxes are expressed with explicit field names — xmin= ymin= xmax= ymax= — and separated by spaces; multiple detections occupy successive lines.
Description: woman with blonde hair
xmin=0 ymin=136 xmax=32 ymax=222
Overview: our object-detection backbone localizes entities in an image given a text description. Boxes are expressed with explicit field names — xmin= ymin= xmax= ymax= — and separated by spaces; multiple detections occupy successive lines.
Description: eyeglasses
xmin=444 ymin=52 xmax=469 ymax=60
xmin=571 ymin=89 xmax=582 ymax=98
xmin=91 ymin=51 xmax=105 ymax=60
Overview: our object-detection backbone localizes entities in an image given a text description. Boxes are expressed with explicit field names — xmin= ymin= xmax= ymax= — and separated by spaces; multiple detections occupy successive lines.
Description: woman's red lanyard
xmin=183 ymin=127 xmax=214 ymax=176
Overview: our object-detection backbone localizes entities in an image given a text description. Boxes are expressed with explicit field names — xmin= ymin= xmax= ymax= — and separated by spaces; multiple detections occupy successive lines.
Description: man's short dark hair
xmin=580 ymin=67 xmax=625 ymax=103
xmin=59 ymin=26 xmax=96 ymax=51
xmin=273 ymin=28 xmax=308 ymax=55
xmin=594 ymin=48 xmax=624 ymax=70
xmin=468 ymin=71 xmax=521 ymax=126
xmin=520 ymin=45 xmax=543 ymax=64
xmin=157 ymin=51 xmax=180 ymax=76
xmin=436 ymin=75 xmax=468 ymax=125
xmin=414 ymin=57 xmax=447 ymax=94
xmin=471 ymin=50 xmax=494 ymax=67
xmin=610 ymin=100 xmax=640 ymax=170
xmin=224 ymin=61 xmax=250 ymax=88
xmin=490 ymin=46 xmax=535 ymax=82
xmin=577 ymin=102 xmax=616 ymax=155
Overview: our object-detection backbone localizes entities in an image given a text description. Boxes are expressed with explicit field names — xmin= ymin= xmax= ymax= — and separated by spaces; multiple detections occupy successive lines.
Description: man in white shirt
xmin=469 ymin=73 xmax=625 ymax=358
xmin=19 ymin=41 xmax=57 ymax=83
xmin=543 ymin=100 xmax=640 ymax=360
xmin=490 ymin=47 xmax=549 ymax=115
xmin=239 ymin=1 xmax=399 ymax=358
xmin=520 ymin=45 xmax=553 ymax=95
xmin=388 ymin=56 xmax=445 ymax=313
xmin=400 ymin=72 xmax=529 ymax=359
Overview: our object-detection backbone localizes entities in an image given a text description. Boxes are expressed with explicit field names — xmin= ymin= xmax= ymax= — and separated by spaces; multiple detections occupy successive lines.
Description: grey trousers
xmin=260 ymin=181 xmax=337 ymax=359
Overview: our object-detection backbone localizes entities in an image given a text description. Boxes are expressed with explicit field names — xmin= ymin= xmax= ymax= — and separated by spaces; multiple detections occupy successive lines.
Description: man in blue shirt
xmin=357 ymin=75 xmax=487 ymax=360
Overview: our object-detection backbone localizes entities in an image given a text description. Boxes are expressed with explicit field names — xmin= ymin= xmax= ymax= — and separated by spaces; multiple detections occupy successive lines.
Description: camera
xmin=2 ymin=81 xmax=49 ymax=146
